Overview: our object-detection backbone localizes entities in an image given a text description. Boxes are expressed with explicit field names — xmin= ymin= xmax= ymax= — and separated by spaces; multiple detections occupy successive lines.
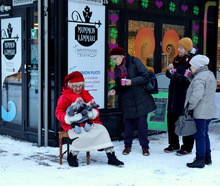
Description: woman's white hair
xmin=68 ymin=81 xmax=85 ymax=88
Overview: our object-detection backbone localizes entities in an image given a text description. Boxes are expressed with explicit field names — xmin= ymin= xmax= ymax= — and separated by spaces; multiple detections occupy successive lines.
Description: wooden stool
xmin=58 ymin=130 xmax=90 ymax=165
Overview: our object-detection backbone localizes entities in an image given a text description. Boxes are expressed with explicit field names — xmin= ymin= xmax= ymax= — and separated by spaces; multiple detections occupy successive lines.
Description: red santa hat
xmin=64 ymin=71 xmax=84 ymax=84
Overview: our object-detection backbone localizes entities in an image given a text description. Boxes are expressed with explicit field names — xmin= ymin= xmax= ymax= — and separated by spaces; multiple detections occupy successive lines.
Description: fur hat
xmin=110 ymin=47 xmax=125 ymax=56
xmin=64 ymin=71 xmax=84 ymax=84
xmin=189 ymin=55 xmax=209 ymax=69
xmin=178 ymin=37 xmax=193 ymax=51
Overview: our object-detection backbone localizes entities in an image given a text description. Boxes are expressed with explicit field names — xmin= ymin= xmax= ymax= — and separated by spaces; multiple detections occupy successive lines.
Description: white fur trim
xmin=91 ymin=108 xmax=98 ymax=119
xmin=75 ymin=97 xmax=83 ymax=104
xmin=69 ymin=113 xmax=83 ymax=122
xmin=87 ymin=111 xmax=93 ymax=119
xmin=64 ymin=115 xmax=71 ymax=124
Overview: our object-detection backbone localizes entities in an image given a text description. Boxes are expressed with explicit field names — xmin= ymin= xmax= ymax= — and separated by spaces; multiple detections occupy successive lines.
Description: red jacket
xmin=55 ymin=86 xmax=102 ymax=131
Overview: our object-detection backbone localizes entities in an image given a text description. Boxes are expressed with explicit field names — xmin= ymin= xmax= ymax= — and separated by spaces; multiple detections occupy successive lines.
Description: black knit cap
xmin=110 ymin=47 xmax=125 ymax=56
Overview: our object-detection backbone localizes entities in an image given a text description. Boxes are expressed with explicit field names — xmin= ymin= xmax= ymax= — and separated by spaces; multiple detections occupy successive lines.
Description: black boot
xmin=205 ymin=156 xmax=212 ymax=165
xmin=67 ymin=152 xmax=79 ymax=167
xmin=106 ymin=152 xmax=124 ymax=167
xmin=186 ymin=157 xmax=205 ymax=168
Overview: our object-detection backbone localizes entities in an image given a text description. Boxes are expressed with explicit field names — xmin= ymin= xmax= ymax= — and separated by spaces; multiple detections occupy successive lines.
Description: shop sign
xmin=70 ymin=0 xmax=103 ymax=5
xmin=13 ymin=0 xmax=34 ymax=6
xmin=75 ymin=25 xmax=97 ymax=46
xmin=68 ymin=1 xmax=105 ymax=108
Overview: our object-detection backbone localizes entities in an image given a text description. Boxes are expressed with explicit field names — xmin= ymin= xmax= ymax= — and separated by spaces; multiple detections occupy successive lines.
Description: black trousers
xmin=167 ymin=112 xmax=194 ymax=151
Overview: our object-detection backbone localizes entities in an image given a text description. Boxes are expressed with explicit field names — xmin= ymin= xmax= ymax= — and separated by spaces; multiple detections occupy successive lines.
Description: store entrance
xmin=0 ymin=7 xmax=39 ymax=138
xmin=127 ymin=18 xmax=187 ymax=74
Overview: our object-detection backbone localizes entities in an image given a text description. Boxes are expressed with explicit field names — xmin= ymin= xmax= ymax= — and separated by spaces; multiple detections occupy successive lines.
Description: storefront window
xmin=107 ymin=10 xmax=120 ymax=109
xmin=128 ymin=20 xmax=155 ymax=72
xmin=161 ymin=24 xmax=184 ymax=72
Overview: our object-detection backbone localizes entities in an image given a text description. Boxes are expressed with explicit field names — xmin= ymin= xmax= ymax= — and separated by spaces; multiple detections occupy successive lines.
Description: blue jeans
xmin=193 ymin=119 xmax=212 ymax=158
xmin=124 ymin=114 xmax=149 ymax=149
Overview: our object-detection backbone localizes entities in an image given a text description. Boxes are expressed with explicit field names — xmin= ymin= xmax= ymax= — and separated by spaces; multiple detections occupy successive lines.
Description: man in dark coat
xmin=108 ymin=47 xmax=156 ymax=156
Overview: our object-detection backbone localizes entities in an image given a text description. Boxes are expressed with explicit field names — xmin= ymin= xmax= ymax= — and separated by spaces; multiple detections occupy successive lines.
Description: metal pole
xmin=38 ymin=0 xmax=42 ymax=146
xmin=44 ymin=0 xmax=49 ymax=146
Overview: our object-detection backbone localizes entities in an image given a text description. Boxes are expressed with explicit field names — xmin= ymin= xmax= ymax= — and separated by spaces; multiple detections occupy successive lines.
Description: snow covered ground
xmin=1 ymin=121 xmax=220 ymax=186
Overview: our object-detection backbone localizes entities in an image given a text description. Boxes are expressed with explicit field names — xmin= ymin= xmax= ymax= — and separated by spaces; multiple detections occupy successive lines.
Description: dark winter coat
xmin=112 ymin=54 xmax=156 ymax=119
xmin=166 ymin=54 xmax=194 ymax=114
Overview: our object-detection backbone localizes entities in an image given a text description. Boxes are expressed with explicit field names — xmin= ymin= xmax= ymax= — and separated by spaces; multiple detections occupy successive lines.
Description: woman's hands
xmin=108 ymin=89 xmax=116 ymax=96
xmin=125 ymin=79 xmax=132 ymax=86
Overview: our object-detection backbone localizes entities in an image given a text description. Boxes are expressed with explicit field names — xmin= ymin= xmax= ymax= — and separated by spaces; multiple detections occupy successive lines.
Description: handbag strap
xmin=183 ymin=102 xmax=190 ymax=116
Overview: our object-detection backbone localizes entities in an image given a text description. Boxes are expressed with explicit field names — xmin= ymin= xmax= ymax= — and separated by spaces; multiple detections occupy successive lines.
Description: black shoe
xmin=176 ymin=150 xmax=192 ymax=156
xmin=107 ymin=152 xmax=124 ymax=167
xmin=187 ymin=157 xmax=205 ymax=168
xmin=164 ymin=146 xmax=179 ymax=153
xmin=67 ymin=152 xmax=79 ymax=167
xmin=205 ymin=156 xmax=212 ymax=165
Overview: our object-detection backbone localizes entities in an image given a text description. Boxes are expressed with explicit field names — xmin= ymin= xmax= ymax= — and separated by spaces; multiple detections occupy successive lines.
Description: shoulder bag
xmin=174 ymin=103 xmax=197 ymax=136
xmin=131 ymin=57 xmax=158 ymax=94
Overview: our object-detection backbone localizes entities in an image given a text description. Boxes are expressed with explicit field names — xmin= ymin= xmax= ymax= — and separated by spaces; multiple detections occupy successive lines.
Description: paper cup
xmin=121 ymin=78 xmax=126 ymax=86
xmin=171 ymin=69 xmax=177 ymax=74
xmin=184 ymin=70 xmax=190 ymax=77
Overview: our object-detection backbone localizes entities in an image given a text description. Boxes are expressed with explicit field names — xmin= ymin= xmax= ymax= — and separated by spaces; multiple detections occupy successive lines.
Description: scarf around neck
xmin=173 ymin=54 xmax=194 ymax=68
xmin=117 ymin=55 xmax=129 ymax=80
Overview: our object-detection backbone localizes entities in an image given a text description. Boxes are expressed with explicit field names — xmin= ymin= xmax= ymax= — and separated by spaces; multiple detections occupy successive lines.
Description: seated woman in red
xmin=55 ymin=71 xmax=124 ymax=167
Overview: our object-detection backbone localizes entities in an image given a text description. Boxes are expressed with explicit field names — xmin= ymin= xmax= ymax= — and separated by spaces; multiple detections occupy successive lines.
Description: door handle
xmin=24 ymin=64 xmax=32 ymax=73
xmin=161 ymin=53 xmax=169 ymax=69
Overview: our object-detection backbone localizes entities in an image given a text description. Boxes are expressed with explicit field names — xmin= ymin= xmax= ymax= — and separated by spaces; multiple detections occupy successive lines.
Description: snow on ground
xmin=1 ymin=121 xmax=220 ymax=186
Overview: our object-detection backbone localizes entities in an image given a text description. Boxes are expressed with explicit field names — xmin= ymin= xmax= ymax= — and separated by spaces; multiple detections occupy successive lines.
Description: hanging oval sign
xmin=3 ymin=40 xmax=16 ymax=60
xmin=75 ymin=25 xmax=97 ymax=47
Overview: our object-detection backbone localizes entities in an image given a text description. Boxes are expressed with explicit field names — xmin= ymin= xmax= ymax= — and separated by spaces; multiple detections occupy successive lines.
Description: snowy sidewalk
xmin=0 ymin=121 xmax=220 ymax=186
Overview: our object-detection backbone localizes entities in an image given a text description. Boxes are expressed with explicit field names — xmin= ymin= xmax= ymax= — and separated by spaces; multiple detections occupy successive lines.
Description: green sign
xmin=31 ymin=29 xmax=37 ymax=39
xmin=148 ymin=91 xmax=168 ymax=131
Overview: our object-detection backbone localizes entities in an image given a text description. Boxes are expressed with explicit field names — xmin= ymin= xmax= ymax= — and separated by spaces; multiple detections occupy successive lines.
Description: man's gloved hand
xmin=81 ymin=108 xmax=88 ymax=116
xmin=66 ymin=105 xmax=75 ymax=117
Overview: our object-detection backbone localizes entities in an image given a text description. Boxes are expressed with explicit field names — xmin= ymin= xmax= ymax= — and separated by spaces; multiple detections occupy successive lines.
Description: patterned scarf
xmin=173 ymin=54 xmax=194 ymax=68
xmin=117 ymin=55 xmax=129 ymax=80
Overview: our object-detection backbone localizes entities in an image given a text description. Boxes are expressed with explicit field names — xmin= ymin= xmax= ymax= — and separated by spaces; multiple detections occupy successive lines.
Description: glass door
xmin=1 ymin=10 xmax=25 ymax=131
xmin=27 ymin=7 xmax=39 ymax=129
